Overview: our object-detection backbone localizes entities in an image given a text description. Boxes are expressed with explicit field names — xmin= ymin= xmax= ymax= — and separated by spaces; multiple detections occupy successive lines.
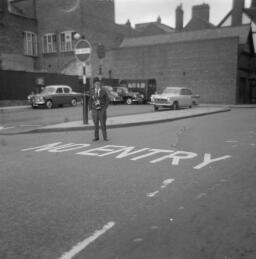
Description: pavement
xmin=1 ymin=103 xmax=256 ymax=134
xmin=30 ymin=106 xmax=231 ymax=133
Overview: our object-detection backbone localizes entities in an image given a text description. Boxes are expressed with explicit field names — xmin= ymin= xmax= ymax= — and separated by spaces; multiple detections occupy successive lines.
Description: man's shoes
xmin=93 ymin=138 xmax=99 ymax=141
xmin=104 ymin=138 xmax=109 ymax=141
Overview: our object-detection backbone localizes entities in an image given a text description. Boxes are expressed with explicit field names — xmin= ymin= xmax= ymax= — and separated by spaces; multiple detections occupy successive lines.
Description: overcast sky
xmin=115 ymin=0 xmax=252 ymax=27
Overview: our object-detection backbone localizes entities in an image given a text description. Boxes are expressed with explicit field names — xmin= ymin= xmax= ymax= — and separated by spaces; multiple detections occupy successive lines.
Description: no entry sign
xmin=74 ymin=39 xmax=92 ymax=63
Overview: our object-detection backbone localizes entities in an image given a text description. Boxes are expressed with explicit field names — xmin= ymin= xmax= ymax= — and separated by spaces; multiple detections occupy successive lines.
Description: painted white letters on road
xmin=193 ymin=153 xmax=232 ymax=170
xmin=21 ymin=142 xmax=232 ymax=170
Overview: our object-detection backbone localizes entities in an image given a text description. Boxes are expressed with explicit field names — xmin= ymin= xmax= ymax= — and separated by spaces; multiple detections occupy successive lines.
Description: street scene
xmin=1 ymin=0 xmax=256 ymax=258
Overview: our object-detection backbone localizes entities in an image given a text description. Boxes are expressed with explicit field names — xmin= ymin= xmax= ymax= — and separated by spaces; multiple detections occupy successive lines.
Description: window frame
xmin=59 ymin=31 xmax=76 ymax=52
xmin=23 ymin=31 xmax=38 ymax=57
xmin=42 ymin=33 xmax=57 ymax=54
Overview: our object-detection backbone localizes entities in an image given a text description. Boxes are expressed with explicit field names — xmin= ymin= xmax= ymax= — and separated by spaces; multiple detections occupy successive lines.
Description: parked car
xmin=150 ymin=87 xmax=198 ymax=111
xmin=119 ymin=79 xmax=157 ymax=103
xmin=114 ymin=86 xmax=144 ymax=104
xmin=28 ymin=85 xmax=82 ymax=109
xmin=102 ymin=85 xmax=123 ymax=104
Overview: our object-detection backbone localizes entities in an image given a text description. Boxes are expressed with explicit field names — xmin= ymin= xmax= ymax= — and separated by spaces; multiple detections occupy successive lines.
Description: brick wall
xmin=36 ymin=0 xmax=120 ymax=74
xmin=105 ymin=37 xmax=239 ymax=104
xmin=0 ymin=10 xmax=37 ymax=71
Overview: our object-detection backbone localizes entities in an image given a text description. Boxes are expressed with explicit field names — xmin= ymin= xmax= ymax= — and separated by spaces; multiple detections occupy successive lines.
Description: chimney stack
xmin=192 ymin=4 xmax=210 ymax=21
xmin=175 ymin=4 xmax=183 ymax=32
xmin=232 ymin=0 xmax=244 ymax=26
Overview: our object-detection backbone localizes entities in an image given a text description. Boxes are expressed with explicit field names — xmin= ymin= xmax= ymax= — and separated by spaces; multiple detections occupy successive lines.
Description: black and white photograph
xmin=0 ymin=0 xmax=256 ymax=258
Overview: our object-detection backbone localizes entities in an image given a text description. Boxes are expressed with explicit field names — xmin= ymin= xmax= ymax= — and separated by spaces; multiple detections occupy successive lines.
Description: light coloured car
xmin=28 ymin=85 xmax=82 ymax=109
xmin=150 ymin=87 xmax=197 ymax=111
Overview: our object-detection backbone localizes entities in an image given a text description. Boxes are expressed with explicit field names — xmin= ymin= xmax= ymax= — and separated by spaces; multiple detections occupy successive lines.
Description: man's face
xmin=94 ymin=82 xmax=101 ymax=90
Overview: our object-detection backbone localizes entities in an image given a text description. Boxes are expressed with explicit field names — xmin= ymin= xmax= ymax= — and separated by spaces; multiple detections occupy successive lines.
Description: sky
xmin=115 ymin=0 xmax=252 ymax=27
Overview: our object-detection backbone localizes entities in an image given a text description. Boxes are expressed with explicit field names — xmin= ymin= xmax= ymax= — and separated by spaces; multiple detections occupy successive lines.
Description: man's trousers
xmin=91 ymin=109 xmax=107 ymax=139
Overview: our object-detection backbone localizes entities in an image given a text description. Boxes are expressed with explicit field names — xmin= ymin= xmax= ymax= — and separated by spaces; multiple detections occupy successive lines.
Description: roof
xmin=135 ymin=22 xmax=174 ymax=33
xmin=120 ymin=24 xmax=251 ymax=48
xmin=184 ymin=16 xmax=215 ymax=31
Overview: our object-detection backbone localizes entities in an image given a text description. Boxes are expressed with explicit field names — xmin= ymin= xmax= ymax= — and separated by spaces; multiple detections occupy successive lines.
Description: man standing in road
xmin=89 ymin=77 xmax=109 ymax=141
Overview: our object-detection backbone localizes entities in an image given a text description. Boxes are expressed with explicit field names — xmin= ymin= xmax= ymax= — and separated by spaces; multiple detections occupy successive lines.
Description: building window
xmin=59 ymin=31 xmax=76 ymax=52
xmin=23 ymin=31 xmax=38 ymax=57
xmin=42 ymin=33 xmax=57 ymax=54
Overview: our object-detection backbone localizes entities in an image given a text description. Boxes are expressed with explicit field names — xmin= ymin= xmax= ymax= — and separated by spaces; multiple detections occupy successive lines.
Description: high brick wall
xmin=105 ymin=37 xmax=239 ymax=104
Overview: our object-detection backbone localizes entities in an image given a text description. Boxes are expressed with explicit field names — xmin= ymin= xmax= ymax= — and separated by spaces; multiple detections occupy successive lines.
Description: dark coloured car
xmin=115 ymin=86 xmax=144 ymax=105
xmin=28 ymin=85 xmax=82 ymax=109
xmin=103 ymin=85 xmax=123 ymax=104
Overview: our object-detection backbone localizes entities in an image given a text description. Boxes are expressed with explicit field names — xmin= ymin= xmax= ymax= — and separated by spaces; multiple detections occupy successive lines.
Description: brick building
xmin=1 ymin=0 xmax=256 ymax=103
xmin=0 ymin=0 xmax=134 ymax=76
xmin=103 ymin=0 xmax=256 ymax=104
xmin=0 ymin=0 xmax=38 ymax=71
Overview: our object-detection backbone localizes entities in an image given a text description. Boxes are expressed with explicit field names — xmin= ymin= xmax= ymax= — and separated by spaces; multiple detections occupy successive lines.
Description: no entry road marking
xmin=58 ymin=221 xmax=115 ymax=259
xmin=21 ymin=142 xmax=232 ymax=170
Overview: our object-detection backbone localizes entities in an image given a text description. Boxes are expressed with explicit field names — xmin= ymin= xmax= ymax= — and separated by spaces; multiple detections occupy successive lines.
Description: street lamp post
xmin=74 ymin=34 xmax=92 ymax=124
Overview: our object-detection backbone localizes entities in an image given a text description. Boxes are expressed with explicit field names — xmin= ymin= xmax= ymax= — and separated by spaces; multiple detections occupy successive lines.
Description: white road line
xmin=225 ymin=140 xmax=238 ymax=143
xmin=58 ymin=221 xmax=115 ymax=259
xmin=147 ymin=191 xmax=159 ymax=198
xmin=196 ymin=193 xmax=207 ymax=199
xmin=160 ymin=179 xmax=175 ymax=189
xmin=0 ymin=126 xmax=16 ymax=130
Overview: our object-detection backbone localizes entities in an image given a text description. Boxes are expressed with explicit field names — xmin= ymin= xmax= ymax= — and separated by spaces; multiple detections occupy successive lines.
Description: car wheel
xmin=46 ymin=100 xmax=53 ymax=109
xmin=71 ymin=98 xmax=77 ymax=106
xmin=173 ymin=101 xmax=179 ymax=110
xmin=126 ymin=98 xmax=132 ymax=105
xmin=154 ymin=105 xmax=159 ymax=111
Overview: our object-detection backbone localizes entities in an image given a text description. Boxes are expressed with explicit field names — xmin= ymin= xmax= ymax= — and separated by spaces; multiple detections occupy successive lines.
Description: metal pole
xmin=82 ymin=63 xmax=88 ymax=124
xmin=99 ymin=59 xmax=103 ymax=81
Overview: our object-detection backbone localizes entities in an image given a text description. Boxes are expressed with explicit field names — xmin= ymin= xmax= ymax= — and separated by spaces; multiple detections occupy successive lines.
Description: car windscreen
xmin=162 ymin=88 xmax=180 ymax=94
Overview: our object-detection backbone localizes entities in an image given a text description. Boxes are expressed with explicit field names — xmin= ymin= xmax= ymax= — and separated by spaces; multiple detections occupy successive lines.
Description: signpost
xmin=74 ymin=39 xmax=92 ymax=125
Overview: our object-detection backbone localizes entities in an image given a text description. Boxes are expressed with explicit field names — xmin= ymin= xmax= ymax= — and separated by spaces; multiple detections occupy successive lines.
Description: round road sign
xmin=74 ymin=39 xmax=92 ymax=63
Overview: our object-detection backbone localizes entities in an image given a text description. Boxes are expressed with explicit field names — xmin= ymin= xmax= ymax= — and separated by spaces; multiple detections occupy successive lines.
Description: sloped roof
xmin=135 ymin=22 xmax=174 ymax=33
xmin=184 ymin=16 xmax=215 ymax=31
xmin=120 ymin=24 xmax=251 ymax=48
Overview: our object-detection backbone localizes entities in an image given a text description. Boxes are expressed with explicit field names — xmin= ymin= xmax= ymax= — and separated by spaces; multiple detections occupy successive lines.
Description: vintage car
xmin=102 ymin=85 xmax=123 ymax=104
xmin=28 ymin=85 xmax=82 ymax=109
xmin=150 ymin=87 xmax=198 ymax=111
xmin=114 ymin=86 xmax=144 ymax=105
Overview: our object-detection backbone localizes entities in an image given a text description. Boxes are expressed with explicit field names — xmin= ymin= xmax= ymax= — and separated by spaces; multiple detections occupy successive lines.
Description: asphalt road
xmin=0 ymin=109 xmax=256 ymax=259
